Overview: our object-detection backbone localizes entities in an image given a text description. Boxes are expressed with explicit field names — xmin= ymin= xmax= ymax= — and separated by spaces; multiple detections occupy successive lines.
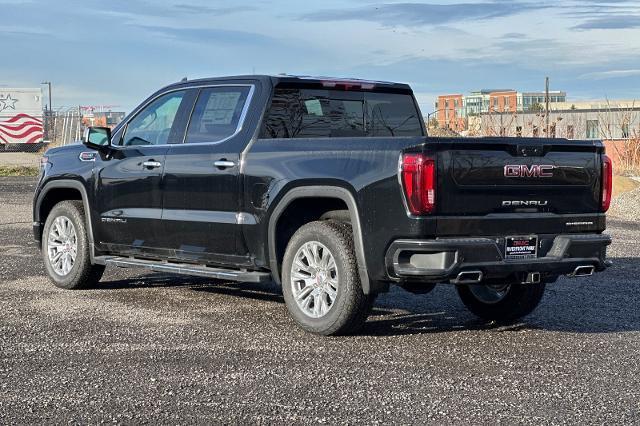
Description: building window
xmin=586 ymin=120 xmax=599 ymax=139
xmin=567 ymin=125 xmax=575 ymax=139
xmin=516 ymin=126 xmax=522 ymax=137
xmin=622 ymin=123 xmax=630 ymax=139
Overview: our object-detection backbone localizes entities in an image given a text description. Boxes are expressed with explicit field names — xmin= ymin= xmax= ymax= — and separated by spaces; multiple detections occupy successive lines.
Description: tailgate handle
xmin=517 ymin=145 xmax=544 ymax=157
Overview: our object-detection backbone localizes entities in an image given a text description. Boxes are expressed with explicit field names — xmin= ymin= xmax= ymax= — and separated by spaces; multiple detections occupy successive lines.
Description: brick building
xmin=434 ymin=94 xmax=465 ymax=132
xmin=434 ymin=89 xmax=566 ymax=130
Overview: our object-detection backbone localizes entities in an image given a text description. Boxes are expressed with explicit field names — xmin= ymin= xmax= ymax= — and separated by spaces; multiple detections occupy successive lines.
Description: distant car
xmin=33 ymin=75 xmax=612 ymax=335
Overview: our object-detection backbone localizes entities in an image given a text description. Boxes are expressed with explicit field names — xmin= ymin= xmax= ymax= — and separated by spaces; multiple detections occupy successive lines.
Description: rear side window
xmin=185 ymin=86 xmax=251 ymax=144
xmin=260 ymin=87 xmax=423 ymax=139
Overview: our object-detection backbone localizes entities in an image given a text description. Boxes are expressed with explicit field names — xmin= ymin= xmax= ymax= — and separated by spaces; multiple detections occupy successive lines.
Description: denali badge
xmin=502 ymin=200 xmax=548 ymax=206
xmin=504 ymin=164 xmax=555 ymax=178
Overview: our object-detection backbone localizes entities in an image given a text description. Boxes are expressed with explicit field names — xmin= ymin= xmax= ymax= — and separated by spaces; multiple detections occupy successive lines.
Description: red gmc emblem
xmin=504 ymin=164 xmax=555 ymax=178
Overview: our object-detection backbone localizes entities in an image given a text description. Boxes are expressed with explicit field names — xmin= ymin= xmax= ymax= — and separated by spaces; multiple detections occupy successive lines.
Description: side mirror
xmin=82 ymin=127 xmax=112 ymax=150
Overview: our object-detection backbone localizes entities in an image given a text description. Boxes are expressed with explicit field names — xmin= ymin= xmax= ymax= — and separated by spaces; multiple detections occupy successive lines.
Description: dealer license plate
xmin=505 ymin=236 xmax=538 ymax=260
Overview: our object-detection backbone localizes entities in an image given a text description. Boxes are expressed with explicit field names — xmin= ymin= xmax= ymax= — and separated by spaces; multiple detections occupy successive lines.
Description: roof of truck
xmin=167 ymin=74 xmax=412 ymax=91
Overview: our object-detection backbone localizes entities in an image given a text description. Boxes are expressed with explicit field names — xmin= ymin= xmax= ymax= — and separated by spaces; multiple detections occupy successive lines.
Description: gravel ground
xmin=610 ymin=186 xmax=640 ymax=222
xmin=0 ymin=177 xmax=639 ymax=424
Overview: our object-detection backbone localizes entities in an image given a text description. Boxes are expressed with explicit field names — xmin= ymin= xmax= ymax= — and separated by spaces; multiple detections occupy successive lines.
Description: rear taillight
xmin=601 ymin=154 xmax=612 ymax=212
xmin=400 ymin=153 xmax=435 ymax=215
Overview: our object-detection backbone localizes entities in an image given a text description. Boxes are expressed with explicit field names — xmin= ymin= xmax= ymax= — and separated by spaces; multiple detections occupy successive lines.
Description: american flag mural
xmin=0 ymin=113 xmax=44 ymax=144
xmin=0 ymin=89 xmax=44 ymax=145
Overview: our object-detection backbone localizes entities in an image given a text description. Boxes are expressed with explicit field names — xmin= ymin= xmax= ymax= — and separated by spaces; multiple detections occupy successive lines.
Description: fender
xmin=267 ymin=185 xmax=372 ymax=294
xmin=34 ymin=179 xmax=96 ymax=263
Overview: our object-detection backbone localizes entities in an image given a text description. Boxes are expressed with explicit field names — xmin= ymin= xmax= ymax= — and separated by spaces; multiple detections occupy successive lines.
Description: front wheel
xmin=42 ymin=200 xmax=105 ymax=289
xmin=456 ymin=281 xmax=546 ymax=322
xmin=281 ymin=220 xmax=374 ymax=336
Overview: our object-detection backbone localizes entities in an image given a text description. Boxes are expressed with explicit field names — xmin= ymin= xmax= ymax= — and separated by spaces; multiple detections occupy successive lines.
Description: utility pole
xmin=545 ymin=76 xmax=550 ymax=136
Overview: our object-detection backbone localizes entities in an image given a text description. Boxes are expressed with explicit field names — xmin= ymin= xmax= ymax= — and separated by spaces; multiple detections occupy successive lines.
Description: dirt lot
xmin=0 ymin=152 xmax=42 ymax=168
xmin=1 ymin=177 xmax=639 ymax=424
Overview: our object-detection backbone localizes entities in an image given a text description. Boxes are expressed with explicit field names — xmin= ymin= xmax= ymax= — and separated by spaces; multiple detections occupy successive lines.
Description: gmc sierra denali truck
xmin=33 ymin=75 xmax=612 ymax=335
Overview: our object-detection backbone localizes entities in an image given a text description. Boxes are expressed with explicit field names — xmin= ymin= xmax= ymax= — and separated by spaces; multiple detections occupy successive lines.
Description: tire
xmin=281 ymin=220 xmax=374 ymax=336
xmin=456 ymin=281 xmax=546 ymax=322
xmin=42 ymin=200 xmax=105 ymax=289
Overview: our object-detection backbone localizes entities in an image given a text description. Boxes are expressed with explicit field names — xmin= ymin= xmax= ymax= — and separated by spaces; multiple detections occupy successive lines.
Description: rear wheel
xmin=281 ymin=220 xmax=374 ymax=335
xmin=456 ymin=281 xmax=546 ymax=322
xmin=42 ymin=200 xmax=105 ymax=289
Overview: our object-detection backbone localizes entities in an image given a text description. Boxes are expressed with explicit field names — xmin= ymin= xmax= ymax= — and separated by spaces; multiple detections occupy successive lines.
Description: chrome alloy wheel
xmin=468 ymin=283 xmax=511 ymax=304
xmin=290 ymin=241 xmax=339 ymax=319
xmin=47 ymin=216 xmax=78 ymax=276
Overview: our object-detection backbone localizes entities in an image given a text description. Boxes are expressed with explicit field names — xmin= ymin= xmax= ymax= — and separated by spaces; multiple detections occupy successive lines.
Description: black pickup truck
xmin=33 ymin=75 xmax=612 ymax=335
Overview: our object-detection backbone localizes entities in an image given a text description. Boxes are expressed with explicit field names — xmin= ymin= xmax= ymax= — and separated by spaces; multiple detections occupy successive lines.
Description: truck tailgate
xmin=429 ymin=137 xmax=603 ymax=216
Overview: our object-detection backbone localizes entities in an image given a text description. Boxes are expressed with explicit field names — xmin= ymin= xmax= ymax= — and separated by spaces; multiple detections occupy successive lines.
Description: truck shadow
xmin=366 ymin=256 xmax=640 ymax=336
xmin=97 ymin=256 xmax=639 ymax=336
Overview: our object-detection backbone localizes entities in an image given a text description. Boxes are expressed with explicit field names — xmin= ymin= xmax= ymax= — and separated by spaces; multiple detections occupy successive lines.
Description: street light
xmin=41 ymin=81 xmax=52 ymax=142
xmin=426 ymin=109 xmax=444 ymax=128
xmin=41 ymin=81 xmax=52 ymax=112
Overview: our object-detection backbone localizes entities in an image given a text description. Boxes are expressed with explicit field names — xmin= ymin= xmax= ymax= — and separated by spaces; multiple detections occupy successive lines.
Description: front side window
xmin=185 ymin=86 xmax=251 ymax=144
xmin=121 ymin=91 xmax=186 ymax=146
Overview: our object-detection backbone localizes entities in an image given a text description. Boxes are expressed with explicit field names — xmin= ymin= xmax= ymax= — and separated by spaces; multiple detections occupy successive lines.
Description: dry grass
xmin=613 ymin=175 xmax=640 ymax=197
xmin=0 ymin=166 xmax=40 ymax=176
xmin=611 ymin=135 xmax=640 ymax=176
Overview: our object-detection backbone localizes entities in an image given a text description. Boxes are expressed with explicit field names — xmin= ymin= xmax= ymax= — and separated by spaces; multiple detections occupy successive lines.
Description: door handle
xmin=214 ymin=160 xmax=236 ymax=169
xmin=142 ymin=160 xmax=162 ymax=169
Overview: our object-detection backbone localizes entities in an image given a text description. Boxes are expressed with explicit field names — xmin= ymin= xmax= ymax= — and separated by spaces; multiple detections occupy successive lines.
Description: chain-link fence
xmin=44 ymin=108 xmax=83 ymax=148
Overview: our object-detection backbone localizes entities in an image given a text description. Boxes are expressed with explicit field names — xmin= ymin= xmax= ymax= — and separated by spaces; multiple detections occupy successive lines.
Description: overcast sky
xmin=1 ymin=0 xmax=639 ymax=113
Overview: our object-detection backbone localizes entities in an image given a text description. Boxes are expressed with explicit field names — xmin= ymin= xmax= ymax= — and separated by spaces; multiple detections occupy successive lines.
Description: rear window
xmin=365 ymin=92 xmax=423 ymax=137
xmin=260 ymin=88 xmax=423 ymax=138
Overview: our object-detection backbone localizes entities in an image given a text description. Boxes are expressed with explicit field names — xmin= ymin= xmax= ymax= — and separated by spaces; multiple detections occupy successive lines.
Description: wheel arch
xmin=267 ymin=185 xmax=372 ymax=294
xmin=35 ymin=180 xmax=96 ymax=262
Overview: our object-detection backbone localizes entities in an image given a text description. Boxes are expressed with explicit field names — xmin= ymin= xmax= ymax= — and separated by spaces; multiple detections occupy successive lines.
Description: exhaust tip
xmin=453 ymin=270 xmax=483 ymax=284
xmin=568 ymin=265 xmax=595 ymax=278
xmin=523 ymin=272 xmax=541 ymax=284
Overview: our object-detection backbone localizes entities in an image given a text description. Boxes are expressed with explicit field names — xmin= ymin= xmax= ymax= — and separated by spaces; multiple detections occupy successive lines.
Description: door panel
xmin=94 ymin=146 xmax=168 ymax=251
xmin=94 ymin=89 xmax=195 ymax=255
xmin=161 ymin=86 xmax=253 ymax=265
xmin=162 ymin=145 xmax=242 ymax=263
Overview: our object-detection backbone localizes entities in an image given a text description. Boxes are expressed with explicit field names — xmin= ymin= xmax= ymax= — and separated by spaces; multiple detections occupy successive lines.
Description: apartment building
xmin=433 ymin=94 xmax=465 ymax=131
xmin=434 ymin=89 xmax=567 ymax=129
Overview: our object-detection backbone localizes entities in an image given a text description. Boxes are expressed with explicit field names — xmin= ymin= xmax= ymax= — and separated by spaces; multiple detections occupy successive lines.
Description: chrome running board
xmin=94 ymin=256 xmax=272 ymax=283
